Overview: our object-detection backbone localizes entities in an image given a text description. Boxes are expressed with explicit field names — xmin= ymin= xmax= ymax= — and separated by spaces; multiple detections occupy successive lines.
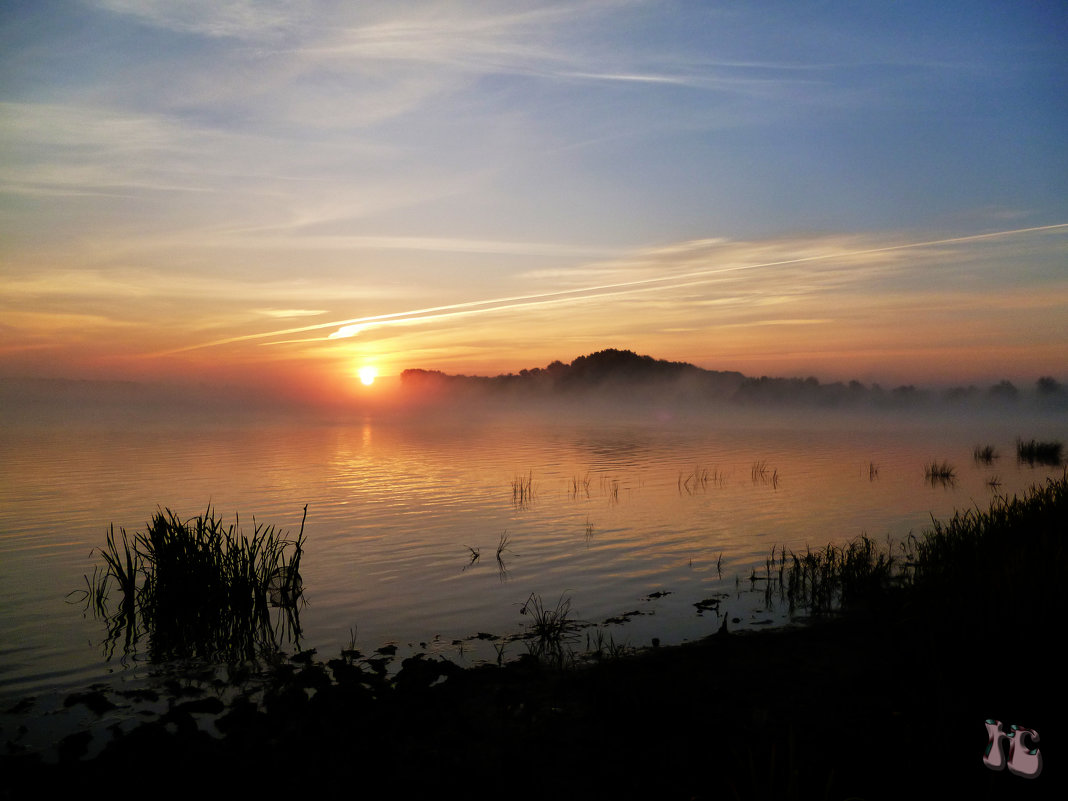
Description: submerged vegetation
xmin=73 ymin=506 xmax=306 ymax=663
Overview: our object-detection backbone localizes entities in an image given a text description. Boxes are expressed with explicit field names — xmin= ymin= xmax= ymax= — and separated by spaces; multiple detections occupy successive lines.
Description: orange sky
xmin=3 ymin=225 xmax=1065 ymax=404
xmin=2 ymin=3 xmax=1066 ymax=404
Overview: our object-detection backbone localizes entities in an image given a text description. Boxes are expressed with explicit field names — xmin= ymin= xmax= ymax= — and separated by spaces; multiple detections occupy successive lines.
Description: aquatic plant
xmin=923 ymin=460 xmax=956 ymax=486
xmin=678 ymin=465 xmax=726 ymax=495
xmin=973 ymin=444 xmax=998 ymax=465
xmin=601 ymin=475 xmax=620 ymax=503
xmin=679 ymin=466 xmax=707 ymax=494
xmin=585 ymin=627 xmax=628 ymax=661
xmin=495 ymin=531 xmax=512 ymax=560
xmin=511 ymin=471 xmax=536 ymax=508
xmin=341 ymin=624 xmax=361 ymax=661
xmin=751 ymin=460 xmax=780 ymax=488
xmin=569 ymin=472 xmax=592 ymax=499
xmin=495 ymin=531 xmax=513 ymax=581
xmin=462 ymin=545 xmax=480 ymax=571
xmin=900 ymin=470 xmax=1068 ymax=637
xmin=769 ymin=471 xmax=1068 ymax=623
xmin=76 ymin=505 xmax=306 ymax=663
xmin=768 ymin=535 xmax=898 ymax=616
xmin=520 ymin=591 xmax=582 ymax=665
xmin=1016 ymin=438 xmax=1063 ymax=466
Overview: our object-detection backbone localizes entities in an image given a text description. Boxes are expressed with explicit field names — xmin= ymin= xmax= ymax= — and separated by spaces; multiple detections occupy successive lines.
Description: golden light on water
xmin=358 ymin=366 xmax=378 ymax=386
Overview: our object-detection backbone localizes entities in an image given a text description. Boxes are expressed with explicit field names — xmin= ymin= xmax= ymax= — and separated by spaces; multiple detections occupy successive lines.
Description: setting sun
xmin=357 ymin=366 xmax=378 ymax=386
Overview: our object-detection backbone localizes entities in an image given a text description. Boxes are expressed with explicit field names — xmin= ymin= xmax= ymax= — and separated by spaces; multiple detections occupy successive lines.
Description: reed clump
xmin=678 ymin=465 xmax=726 ymax=494
xmin=495 ymin=531 xmax=514 ymax=581
xmin=751 ymin=460 xmax=780 ymax=488
xmin=511 ymin=471 xmax=536 ymax=507
xmin=890 ymin=470 xmax=1068 ymax=652
xmin=601 ymin=475 xmax=620 ymax=503
xmin=1016 ymin=438 xmax=1063 ymax=466
xmin=972 ymin=444 xmax=998 ymax=465
xmin=520 ymin=591 xmax=583 ymax=665
xmin=77 ymin=505 xmax=306 ymax=663
xmin=767 ymin=536 xmax=897 ymax=616
xmin=923 ymin=460 xmax=956 ymax=486
xmin=901 ymin=471 xmax=1067 ymax=615
xmin=768 ymin=471 xmax=1068 ymax=627
xmin=569 ymin=472 xmax=592 ymax=499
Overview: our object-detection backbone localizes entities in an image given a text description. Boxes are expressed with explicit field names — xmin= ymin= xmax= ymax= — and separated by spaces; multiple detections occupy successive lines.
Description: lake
xmin=1 ymin=402 xmax=1065 ymax=709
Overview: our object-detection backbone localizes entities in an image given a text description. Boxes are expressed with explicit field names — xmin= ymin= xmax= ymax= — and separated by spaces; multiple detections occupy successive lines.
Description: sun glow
xmin=357 ymin=366 xmax=378 ymax=386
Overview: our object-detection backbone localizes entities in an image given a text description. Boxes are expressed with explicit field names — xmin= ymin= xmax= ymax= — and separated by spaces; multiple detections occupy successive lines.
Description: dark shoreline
xmin=3 ymin=603 xmax=1063 ymax=800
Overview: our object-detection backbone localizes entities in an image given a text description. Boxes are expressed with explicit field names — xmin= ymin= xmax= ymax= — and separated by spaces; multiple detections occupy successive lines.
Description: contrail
xmin=160 ymin=223 xmax=1067 ymax=354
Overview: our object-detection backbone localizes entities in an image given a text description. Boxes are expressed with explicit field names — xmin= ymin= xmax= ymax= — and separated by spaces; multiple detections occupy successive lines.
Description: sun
xmin=357 ymin=366 xmax=378 ymax=386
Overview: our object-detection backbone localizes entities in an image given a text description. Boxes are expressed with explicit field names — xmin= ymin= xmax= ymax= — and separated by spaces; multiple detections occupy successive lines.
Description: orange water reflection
xmin=1 ymin=411 xmax=1064 ymax=697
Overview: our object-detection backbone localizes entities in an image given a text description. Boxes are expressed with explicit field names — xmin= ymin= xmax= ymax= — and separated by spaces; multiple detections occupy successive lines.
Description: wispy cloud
xmin=254 ymin=309 xmax=328 ymax=319
xmin=4 ymin=1 xmax=1003 ymax=246
xmin=205 ymin=234 xmax=619 ymax=258
xmin=162 ymin=224 xmax=1067 ymax=355
xmin=93 ymin=0 xmax=307 ymax=40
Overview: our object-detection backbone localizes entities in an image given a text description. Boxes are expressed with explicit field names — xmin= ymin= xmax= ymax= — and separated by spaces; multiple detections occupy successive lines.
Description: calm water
xmin=1 ymin=405 xmax=1065 ymax=706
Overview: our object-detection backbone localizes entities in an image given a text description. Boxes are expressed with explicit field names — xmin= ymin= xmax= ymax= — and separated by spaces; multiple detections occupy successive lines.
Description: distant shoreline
xmin=4 ymin=347 xmax=1066 ymax=423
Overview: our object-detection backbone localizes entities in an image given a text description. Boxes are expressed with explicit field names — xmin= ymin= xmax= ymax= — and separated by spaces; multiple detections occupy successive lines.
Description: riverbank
xmin=4 ymin=595 xmax=1063 ymax=799
xmin=5 ymin=473 xmax=1066 ymax=799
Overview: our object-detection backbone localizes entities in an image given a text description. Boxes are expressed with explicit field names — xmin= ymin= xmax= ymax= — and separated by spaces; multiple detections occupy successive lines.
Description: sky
xmin=1 ymin=0 xmax=1066 ymax=404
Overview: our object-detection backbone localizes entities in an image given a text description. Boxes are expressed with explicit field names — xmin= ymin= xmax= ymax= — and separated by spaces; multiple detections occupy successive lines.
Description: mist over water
xmin=2 ymin=378 xmax=1065 ymax=704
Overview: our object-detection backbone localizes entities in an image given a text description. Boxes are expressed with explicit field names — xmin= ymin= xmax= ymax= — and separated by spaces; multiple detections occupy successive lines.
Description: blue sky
xmin=1 ymin=1 xmax=1066 ymax=394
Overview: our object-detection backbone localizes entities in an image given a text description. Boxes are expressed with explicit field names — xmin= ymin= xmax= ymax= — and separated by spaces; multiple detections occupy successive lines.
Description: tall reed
xmin=769 ymin=536 xmax=897 ymax=616
xmin=569 ymin=472 xmax=592 ymax=499
xmin=520 ymin=591 xmax=582 ymax=665
xmin=78 ymin=505 xmax=307 ymax=663
xmin=770 ymin=471 xmax=1067 ymax=626
xmin=511 ymin=471 xmax=536 ymax=508
xmin=901 ymin=470 xmax=1067 ymax=630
